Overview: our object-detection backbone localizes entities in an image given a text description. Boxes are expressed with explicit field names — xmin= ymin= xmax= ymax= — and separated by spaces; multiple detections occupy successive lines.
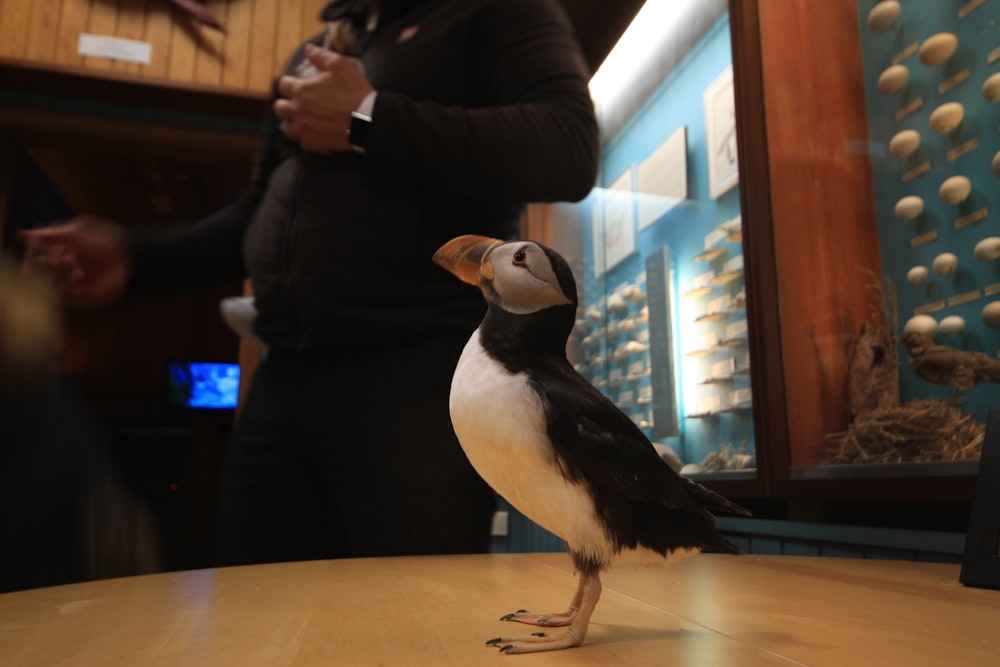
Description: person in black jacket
xmin=19 ymin=0 xmax=599 ymax=566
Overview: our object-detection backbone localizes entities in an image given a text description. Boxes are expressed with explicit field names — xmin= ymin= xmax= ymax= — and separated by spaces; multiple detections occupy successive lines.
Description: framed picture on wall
xmin=704 ymin=65 xmax=739 ymax=199
xmin=637 ymin=125 xmax=688 ymax=229
xmin=603 ymin=167 xmax=636 ymax=271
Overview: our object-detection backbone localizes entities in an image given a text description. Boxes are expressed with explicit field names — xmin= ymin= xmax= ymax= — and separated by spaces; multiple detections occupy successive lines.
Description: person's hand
xmin=17 ymin=216 xmax=131 ymax=313
xmin=274 ymin=44 xmax=374 ymax=154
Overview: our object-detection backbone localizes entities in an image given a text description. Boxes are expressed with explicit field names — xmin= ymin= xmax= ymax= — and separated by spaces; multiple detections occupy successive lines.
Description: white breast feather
xmin=450 ymin=330 xmax=614 ymax=564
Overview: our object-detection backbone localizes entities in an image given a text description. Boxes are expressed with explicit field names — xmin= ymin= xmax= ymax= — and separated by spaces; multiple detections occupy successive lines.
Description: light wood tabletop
xmin=0 ymin=552 xmax=997 ymax=666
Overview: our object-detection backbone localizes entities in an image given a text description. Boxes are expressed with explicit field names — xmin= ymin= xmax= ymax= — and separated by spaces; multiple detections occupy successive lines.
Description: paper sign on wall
xmin=603 ymin=167 xmax=636 ymax=271
xmin=637 ymin=125 xmax=688 ymax=229
xmin=78 ymin=34 xmax=152 ymax=65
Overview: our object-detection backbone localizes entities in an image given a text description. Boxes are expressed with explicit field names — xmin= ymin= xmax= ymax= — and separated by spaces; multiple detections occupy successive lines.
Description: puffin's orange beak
xmin=432 ymin=235 xmax=503 ymax=286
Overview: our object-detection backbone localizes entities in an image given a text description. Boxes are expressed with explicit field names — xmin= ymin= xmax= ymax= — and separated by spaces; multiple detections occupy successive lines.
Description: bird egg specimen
xmin=906 ymin=265 xmax=929 ymax=284
xmin=878 ymin=64 xmax=909 ymax=94
xmin=932 ymin=252 xmax=958 ymax=275
xmin=867 ymin=1 xmax=901 ymax=31
xmin=929 ymin=102 xmax=964 ymax=133
xmin=918 ymin=33 xmax=958 ymax=66
xmin=904 ymin=314 xmax=938 ymax=336
xmin=983 ymin=301 xmax=1000 ymax=328
xmin=974 ymin=237 xmax=1000 ymax=262
xmin=888 ymin=129 xmax=920 ymax=157
xmin=894 ymin=195 xmax=924 ymax=220
xmin=983 ymin=72 xmax=1000 ymax=102
xmin=939 ymin=315 xmax=966 ymax=336
xmin=606 ymin=293 xmax=627 ymax=313
xmin=939 ymin=175 xmax=971 ymax=204
xmin=622 ymin=284 xmax=645 ymax=302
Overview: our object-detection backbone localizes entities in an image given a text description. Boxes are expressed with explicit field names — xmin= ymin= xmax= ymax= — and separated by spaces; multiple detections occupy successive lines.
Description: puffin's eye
xmin=513 ymin=249 xmax=527 ymax=264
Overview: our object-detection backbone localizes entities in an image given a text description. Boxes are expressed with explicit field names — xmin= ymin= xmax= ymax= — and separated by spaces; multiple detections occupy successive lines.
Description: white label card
xmin=78 ymin=33 xmax=152 ymax=65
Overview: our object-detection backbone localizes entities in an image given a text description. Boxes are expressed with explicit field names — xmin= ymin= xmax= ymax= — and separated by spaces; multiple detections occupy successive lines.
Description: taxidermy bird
xmin=433 ymin=235 xmax=751 ymax=654
xmin=901 ymin=331 xmax=1000 ymax=394
xmin=167 ymin=0 xmax=226 ymax=33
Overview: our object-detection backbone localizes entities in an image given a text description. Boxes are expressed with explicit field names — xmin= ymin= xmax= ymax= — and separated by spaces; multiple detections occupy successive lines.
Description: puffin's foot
xmin=499 ymin=608 xmax=576 ymax=627
xmin=485 ymin=628 xmax=585 ymax=654
xmin=486 ymin=572 xmax=601 ymax=654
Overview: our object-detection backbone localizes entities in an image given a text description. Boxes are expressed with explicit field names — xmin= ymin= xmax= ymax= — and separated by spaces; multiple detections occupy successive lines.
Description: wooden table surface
xmin=1 ymin=552 xmax=997 ymax=666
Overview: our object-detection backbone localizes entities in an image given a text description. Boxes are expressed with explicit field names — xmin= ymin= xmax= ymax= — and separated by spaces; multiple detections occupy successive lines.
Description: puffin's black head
xmin=433 ymin=235 xmax=578 ymax=314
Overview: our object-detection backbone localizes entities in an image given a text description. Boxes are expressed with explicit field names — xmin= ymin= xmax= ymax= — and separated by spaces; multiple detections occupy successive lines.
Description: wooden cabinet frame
xmin=730 ymin=0 xmax=976 ymax=503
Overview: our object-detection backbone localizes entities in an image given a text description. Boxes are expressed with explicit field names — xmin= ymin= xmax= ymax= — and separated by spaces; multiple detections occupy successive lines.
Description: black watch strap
xmin=348 ymin=110 xmax=372 ymax=154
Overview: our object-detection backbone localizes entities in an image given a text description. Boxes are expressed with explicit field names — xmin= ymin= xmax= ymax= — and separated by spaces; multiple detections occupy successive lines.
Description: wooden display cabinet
xmin=732 ymin=0 xmax=981 ymax=504
xmin=535 ymin=0 xmax=982 ymax=510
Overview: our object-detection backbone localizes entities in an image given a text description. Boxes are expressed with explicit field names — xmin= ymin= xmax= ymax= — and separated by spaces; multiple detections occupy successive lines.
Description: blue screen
xmin=167 ymin=362 xmax=240 ymax=409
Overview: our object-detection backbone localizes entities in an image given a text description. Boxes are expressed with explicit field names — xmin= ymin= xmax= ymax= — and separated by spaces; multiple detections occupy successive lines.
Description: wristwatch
xmin=348 ymin=110 xmax=371 ymax=154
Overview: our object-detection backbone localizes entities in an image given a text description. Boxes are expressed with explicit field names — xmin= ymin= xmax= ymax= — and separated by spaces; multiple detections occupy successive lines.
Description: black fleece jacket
xmin=129 ymin=0 xmax=599 ymax=352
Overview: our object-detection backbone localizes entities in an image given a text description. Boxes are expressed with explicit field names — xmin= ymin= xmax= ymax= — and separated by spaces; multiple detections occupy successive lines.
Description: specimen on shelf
xmin=867 ymin=0 xmax=901 ymax=32
xmin=901 ymin=332 xmax=1000 ymax=394
xmin=699 ymin=439 xmax=754 ymax=472
xmin=825 ymin=272 xmax=984 ymax=464
xmin=826 ymin=399 xmax=983 ymax=464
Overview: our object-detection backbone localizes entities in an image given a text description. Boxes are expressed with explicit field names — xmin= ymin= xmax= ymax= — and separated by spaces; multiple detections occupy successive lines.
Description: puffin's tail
xmin=682 ymin=476 xmax=752 ymax=518
xmin=634 ymin=504 xmax=745 ymax=556
xmin=711 ymin=533 xmax=743 ymax=555
xmin=632 ymin=472 xmax=751 ymax=557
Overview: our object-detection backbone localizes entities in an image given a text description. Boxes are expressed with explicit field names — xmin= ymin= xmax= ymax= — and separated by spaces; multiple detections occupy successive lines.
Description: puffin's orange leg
xmin=497 ymin=572 xmax=587 ymax=627
xmin=486 ymin=572 xmax=601 ymax=653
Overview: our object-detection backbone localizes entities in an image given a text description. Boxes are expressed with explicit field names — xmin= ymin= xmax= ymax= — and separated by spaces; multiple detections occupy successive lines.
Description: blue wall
xmin=577 ymin=15 xmax=752 ymax=467
xmin=858 ymin=0 xmax=1000 ymax=420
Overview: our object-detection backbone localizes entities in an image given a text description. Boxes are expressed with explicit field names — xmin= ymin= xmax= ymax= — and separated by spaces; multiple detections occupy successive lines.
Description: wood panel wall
xmin=0 ymin=0 xmax=330 ymax=93
xmin=63 ymin=288 xmax=242 ymax=396
xmin=756 ymin=0 xmax=882 ymax=468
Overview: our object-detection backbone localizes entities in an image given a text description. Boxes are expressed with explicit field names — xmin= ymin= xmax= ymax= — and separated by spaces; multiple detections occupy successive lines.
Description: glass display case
xmin=534 ymin=0 xmax=993 ymax=503
xmin=540 ymin=3 xmax=760 ymax=492
xmin=849 ymin=0 xmax=999 ymax=465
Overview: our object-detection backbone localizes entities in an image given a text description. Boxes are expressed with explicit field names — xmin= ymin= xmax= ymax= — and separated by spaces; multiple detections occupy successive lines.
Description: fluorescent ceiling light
xmin=588 ymin=0 xmax=725 ymax=138
xmin=589 ymin=0 xmax=697 ymax=106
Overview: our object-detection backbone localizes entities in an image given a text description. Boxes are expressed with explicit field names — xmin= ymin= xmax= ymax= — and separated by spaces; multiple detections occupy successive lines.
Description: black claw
xmin=486 ymin=637 xmax=502 ymax=646
xmin=500 ymin=613 xmax=516 ymax=621
xmin=531 ymin=632 xmax=547 ymax=637
xmin=516 ymin=609 xmax=528 ymax=613
xmin=499 ymin=645 xmax=514 ymax=654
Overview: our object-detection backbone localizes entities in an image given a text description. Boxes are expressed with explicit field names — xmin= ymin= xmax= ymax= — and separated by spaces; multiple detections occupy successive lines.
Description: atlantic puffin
xmin=433 ymin=235 xmax=751 ymax=654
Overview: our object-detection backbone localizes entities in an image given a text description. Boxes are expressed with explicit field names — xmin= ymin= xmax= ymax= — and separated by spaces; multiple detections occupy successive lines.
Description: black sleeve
xmin=364 ymin=0 xmax=599 ymax=203
xmin=126 ymin=33 xmax=329 ymax=299
xmin=125 ymin=105 xmax=282 ymax=298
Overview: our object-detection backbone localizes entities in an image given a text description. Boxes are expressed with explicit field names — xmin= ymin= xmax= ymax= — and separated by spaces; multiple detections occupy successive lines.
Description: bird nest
xmin=824 ymin=270 xmax=984 ymax=465
xmin=825 ymin=399 xmax=984 ymax=464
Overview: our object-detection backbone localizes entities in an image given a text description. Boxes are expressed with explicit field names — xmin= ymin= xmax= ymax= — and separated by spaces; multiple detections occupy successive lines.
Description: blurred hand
xmin=0 ymin=258 xmax=62 ymax=385
xmin=18 ymin=216 xmax=131 ymax=313
xmin=274 ymin=44 xmax=374 ymax=154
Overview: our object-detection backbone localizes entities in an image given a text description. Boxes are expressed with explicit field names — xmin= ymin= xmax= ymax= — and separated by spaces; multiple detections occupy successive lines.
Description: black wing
xmin=530 ymin=360 xmax=749 ymax=520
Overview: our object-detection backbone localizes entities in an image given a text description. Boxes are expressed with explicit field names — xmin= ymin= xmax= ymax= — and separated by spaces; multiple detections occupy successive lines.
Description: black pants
xmin=214 ymin=334 xmax=496 ymax=566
